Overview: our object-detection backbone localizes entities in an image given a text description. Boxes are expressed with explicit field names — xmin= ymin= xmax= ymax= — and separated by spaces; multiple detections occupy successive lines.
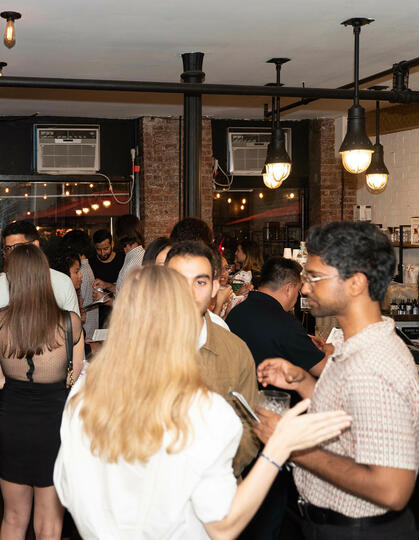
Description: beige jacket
xmin=198 ymin=313 xmax=260 ymax=477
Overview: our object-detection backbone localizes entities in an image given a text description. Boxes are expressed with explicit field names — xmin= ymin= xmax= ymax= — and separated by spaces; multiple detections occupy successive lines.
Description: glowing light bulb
xmin=36 ymin=226 xmax=40 ymax=231
xmin=216 ymin=193 xmax=221 ymax=199
xmin=366 ymin=173 xmax=388 ymax=193
xmin=43 ymin=194 xmax=47 ymax=200
xmin=82 ymin=207 xmax=90 ymax=214
xmin=259 ymin=193 xmax=264 ymax=199
xmin=242 ymin=198 xmax=246 ymax=204
xmin=26 ymin=211 xmax=30 ymax=215
xmin=266 ymin=162 xmax=291 ymax=183
xmin=5 ymin=187 xmax=9 ymax=193
xmin=227 ymin=198 xmax=232 ymax=204
xmin=24 ymin=193 xmax=28 ymax=198
xmin=75 ymin=209 xmax=82 ymax=216
xmin=43 ymin=183 xmax=47 ymax=187
xmin=91 ymin=203 xmax=99 ymax=211
xmin=65 ymin=191 xmax=70 ymax=197
xmin=263 ymin=171 xmax=282 ymax=189
xmin=103 ymin=200 xmax=111 ymax=207
xmin=89 ymin=183 xmax=94 ymax=188
xmin=289 ymin=193 xmax=295 ymax=199
xmin=4 ymin=19 xmax=15 ymax=49
xmin=240 ymin=204 xmax=245 ymax=210
xmin=340 ymin=149 xmax=373 ymax=174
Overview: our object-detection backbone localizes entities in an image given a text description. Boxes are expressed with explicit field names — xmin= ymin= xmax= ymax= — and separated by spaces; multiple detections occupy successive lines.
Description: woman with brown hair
xmin=0 ymin=244 xmax=84 ymax=540
xmin=54 ymin=265 xmax=351 ymax=540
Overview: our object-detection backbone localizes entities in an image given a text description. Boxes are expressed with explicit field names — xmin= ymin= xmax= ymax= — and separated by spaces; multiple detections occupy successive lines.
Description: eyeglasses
xmin=300 ymin=270 xmax=339 ymax=286
xmin=2 ymin=241 xmax=32 ymax=255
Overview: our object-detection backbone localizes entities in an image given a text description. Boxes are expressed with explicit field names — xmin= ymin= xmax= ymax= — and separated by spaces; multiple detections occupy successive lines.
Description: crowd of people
xmin=0 ymin=215 xmax=417 ymax=540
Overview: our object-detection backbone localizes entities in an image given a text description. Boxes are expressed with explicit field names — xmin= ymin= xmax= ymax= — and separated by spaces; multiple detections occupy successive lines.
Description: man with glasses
xmin=256 ymin=221 xmax=418 ymax=540
xmin=225 ymin=255 xmax=328 ymax=540
xmin=0 ymin=220 xmax=79 ymax=314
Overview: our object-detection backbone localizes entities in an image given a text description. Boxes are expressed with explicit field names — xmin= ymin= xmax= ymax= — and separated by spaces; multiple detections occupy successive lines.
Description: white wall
xmin=356 ymin=128 xmax=419 ymax=265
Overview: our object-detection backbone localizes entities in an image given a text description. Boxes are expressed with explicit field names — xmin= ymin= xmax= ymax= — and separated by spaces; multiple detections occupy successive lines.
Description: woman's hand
xmin=262 ymin=399 xmax=352 ymax=464
xmin=215 ymin=285 xmax=234 ymax=308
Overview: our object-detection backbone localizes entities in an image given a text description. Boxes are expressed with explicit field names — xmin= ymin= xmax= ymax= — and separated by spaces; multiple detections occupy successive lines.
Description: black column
xmin=181 ymin=52 xmax=204 ymax=218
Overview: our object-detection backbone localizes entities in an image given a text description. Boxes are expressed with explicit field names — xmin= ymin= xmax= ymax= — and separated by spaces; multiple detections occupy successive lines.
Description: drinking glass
xmin=258 ymin=390 xmax=291 ymax=416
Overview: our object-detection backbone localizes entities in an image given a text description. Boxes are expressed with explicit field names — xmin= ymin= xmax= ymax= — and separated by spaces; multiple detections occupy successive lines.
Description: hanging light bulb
xmin=240 ymin=204 xmax=245 ymax=210
xmin=264 ymin=58 xmax=292 ymax=184
xmin=259 ymin=192 xmax=264 ymax=199
xmin=65 ymin=190 xmax=70 ymax=197
xmin=262 ymin=163 xmax=282 ymax=189
xmin=75 ymin=209 xmax=82 ymax=216
xmin=5 ymin=187 xmax=9 ymax=193
xmin=103 ymin=200 xmax=111 ymax=207
xmin=82 ymin=207 xmax=90 ymax=214
xmin=339 ymin=18 xmax=375 ymax=174
xmin=1 ymin=12 xmax=21 ymax=49
xmin=216 ymin=193 xmax=221 ymax=199
xmin=89 ymin=183 xmax=94 ymax=188
xmin=227 ymin=198 xmax=232 ymax=204
xmin=365 ymin=93 xmax=389 ymax=193
xmin=242 ymin=198 xmax=246 ymax=204
xmin=91 ymin=203 xmax=100 ymax=211
xmin=43 ymin=194 xmax=47 ymax=200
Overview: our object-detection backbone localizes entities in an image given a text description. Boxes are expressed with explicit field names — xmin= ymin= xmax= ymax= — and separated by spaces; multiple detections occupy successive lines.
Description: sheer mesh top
xmin=0 ymin=312 xmax=82 ymax=383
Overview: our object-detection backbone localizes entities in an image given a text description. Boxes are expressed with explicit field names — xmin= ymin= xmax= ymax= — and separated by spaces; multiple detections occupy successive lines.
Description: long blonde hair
xmin=72 ymin=265 xmax=207 ymax=463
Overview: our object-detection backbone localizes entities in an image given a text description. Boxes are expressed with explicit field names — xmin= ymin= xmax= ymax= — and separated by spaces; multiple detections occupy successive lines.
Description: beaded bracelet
xmin=258 ymin=451 xmax=283 ymax=471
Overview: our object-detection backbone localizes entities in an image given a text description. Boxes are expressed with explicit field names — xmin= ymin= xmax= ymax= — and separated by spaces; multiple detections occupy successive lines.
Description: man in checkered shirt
xmin=255 ymin=221 xmax=418 ymax=540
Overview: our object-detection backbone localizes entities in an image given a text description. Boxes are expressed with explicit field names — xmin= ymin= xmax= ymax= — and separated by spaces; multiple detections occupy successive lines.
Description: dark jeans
xmin=300 ymin=508 xmax=418 ymax=540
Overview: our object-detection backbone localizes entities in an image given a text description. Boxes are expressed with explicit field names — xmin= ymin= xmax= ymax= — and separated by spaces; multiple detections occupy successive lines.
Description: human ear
xmin=212 ymin=279 xmax=220 ymax=299
xmin=348 ymin=272 xmax=368 ymax=297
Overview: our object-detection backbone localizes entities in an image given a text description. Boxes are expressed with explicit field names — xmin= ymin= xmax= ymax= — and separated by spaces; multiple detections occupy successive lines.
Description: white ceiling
xmin=0 ymin=0 xmax=417 ymax=119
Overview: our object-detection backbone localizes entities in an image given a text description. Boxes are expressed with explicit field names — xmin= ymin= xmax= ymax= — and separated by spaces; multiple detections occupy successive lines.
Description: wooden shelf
xmin=392 ymin=243 xmax=419 ymax=248
xmin=383 ymin=313 xmax=419 ymax=321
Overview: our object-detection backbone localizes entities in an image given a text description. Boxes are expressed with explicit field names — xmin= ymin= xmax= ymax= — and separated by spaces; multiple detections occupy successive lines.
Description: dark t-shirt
xmin=89 ymin=251 xmax=125 ymax=328
xmin=89 ymin=251 xmax=125 ymax=283
xmin=226 ymin=290 xmax=324 ymax=372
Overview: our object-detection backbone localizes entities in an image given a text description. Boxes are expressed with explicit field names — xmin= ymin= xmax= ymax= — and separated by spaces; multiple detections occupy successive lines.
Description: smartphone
xmin=229 ymin=391 xmax=261 ymax=423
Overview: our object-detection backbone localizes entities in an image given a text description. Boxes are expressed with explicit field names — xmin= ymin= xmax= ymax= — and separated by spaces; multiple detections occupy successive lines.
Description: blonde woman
xmin=54 ymin=266 xmax=351 ymax=540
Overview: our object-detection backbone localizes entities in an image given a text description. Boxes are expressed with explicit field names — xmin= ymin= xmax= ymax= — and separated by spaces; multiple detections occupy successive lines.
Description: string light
xmin=227 ymin=198 xmax=232 ymax=204
xmin=24 ymin=193 xmax=28 ymax=198
xmin=43 ymin=194 xmax=47 ymax=200
xmin=82 ymin=207 xmax=90 ymax=214
xmin=75 ymin=209 xmax=82 ymax=216
xmin=91 ymin=203 xmax=99 ymax=211
xmin=216 ymin=193 xmax=221 ymax=199
xmin=240 ymin=204 xmax=245 ymax=210
xmin=43 ymin=183 xmax=47 ymax=187
xmin=103 ymin=200 xmax=111 ymax=207
xmin=259 ymin=192 xmax=264 ymax=199
xmin=65 ymin=190 xmax=70 ymax=197
xmin=5 ymin=187 xmax=9 ymax=193
xmin=242 ymin=198 xmax=246 ymax=204
xmin=89 ymin=183 xmax=94 ymax=188
xmin=26 ymin=211 xmax=31 ymax=216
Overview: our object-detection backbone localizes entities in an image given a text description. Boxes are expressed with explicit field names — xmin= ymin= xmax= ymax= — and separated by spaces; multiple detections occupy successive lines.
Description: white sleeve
xmin=190 ymin=394 xmax=242 ymax=523
xmin=0 ymin=273 xmax=10 ymax=308
xmin=49 ymin=269 xmax=80 ymax=316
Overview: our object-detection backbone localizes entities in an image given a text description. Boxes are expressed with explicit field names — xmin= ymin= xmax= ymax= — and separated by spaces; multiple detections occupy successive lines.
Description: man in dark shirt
xmin=89 ymin=229 xmax=124 ymax=327
xmin=226 ymin=256 xmax=327 ymax=540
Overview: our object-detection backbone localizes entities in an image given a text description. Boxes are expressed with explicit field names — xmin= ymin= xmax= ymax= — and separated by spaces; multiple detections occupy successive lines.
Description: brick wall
xmin=140 ymin=117 xmax=213 ymax=245
xmin=309 ymin=118 xmax=357 ymax=226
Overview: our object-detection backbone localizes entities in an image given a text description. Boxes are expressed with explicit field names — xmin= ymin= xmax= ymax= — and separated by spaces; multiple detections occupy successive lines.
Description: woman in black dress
xmin=0 ymin=244 xmax=84 ymax=540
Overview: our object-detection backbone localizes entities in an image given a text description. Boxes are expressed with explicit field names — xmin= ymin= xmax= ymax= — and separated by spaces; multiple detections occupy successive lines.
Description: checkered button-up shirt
xmin=294 ymin=317 xmax=418 ymax=518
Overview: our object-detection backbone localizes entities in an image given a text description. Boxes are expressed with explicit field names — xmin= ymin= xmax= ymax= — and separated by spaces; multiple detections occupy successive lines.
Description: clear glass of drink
xmin=258 ymin=390 xmax=291 ymax=416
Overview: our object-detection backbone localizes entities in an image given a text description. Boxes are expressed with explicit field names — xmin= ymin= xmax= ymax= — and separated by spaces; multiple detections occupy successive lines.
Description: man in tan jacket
xmin=166 ymin=240 xmax=260 ymax=477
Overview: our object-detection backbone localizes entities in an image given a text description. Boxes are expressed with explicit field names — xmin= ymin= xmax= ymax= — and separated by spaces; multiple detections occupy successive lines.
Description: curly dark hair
xmin=2 ymin=220 xmax=39 ymax=242
xmin=170 ymin=218 xmax=213 ymax=245
xmin=306 ymin=221 xmax=395 ymax=302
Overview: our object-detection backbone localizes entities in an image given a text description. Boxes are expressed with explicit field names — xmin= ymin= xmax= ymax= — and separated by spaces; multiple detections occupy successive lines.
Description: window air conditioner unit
xmin=35 ymin=125 xmax=100 ymax=174
xmin=227 ymin=128 xmax=292 ymax=176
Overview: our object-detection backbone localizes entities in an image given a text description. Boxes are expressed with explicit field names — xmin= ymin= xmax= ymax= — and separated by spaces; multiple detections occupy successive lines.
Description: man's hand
xmin=257 ymin=358 xmax=316 ymax=399
xmin=309 ymin=334 xmax=326 ymax=351
xmin=257 ymin=358 xmax=305 ymax=389
xmin=253 ymin=407 xmax=281 ymax=444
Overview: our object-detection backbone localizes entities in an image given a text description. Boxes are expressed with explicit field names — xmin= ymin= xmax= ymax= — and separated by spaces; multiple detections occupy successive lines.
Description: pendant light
xmin=365 ymin=86 xmax=389 ymax=192
xmin=262 ymin=162 xmax=282 ymax=189
xmin=264 ymin=58 xmax=292 ymax=186
xmin=339 ymin=18 xmax=374 ymax=174
xmin=0 ymin=11 xmax=21 ymax=49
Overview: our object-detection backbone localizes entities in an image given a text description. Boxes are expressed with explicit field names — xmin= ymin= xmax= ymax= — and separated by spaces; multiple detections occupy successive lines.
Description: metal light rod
xmin=0 ymin=76 xmax=416 ymax=103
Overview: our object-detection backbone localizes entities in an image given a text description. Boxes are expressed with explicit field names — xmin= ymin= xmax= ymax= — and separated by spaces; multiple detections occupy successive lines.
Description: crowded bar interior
xmin=0 ymin=0 xmax=418 ymax=539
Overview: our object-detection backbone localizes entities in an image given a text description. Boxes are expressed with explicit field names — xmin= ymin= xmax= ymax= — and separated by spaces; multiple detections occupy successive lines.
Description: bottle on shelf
xmin=295 ymin=241 xmax=308 ymax=267
xmin=412 ymin=300 xmax=419 ymax=316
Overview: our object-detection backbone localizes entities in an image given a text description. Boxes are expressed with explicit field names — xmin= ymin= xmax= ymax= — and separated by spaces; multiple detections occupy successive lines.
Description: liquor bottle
xmin=412 ymin=300 xmax=419 ymax=316
xmin=295 ymin=241 xmax=308 ymax=268
xmin=406 ymin=299 xmax=413 ymax=315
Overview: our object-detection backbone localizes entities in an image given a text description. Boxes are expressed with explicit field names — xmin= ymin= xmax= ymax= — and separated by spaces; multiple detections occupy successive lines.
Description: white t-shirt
xmin=54 ymin=378 xmax=242 ymax=540
xmin=0 ymin=268 xmax=80 ymax=315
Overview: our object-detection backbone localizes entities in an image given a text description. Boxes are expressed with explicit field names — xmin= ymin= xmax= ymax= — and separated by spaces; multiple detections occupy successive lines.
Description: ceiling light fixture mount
xmin=1 ymin=11 xmax=21 ymax=49
xmin=262 ymin=58 xmax=292 ymax=189
xmin=339 ymin=17 xmax=375 ymax=174
xmin=365 ymin=85 xmax=389 ymax=192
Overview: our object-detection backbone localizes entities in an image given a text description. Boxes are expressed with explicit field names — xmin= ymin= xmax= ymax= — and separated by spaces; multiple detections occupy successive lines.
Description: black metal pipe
xmin=181 ymin=52 xmax=204 ymax=218
xmin=279 ymin=57 xmax=419 ymax=113
xmin=0 ymin=75 xmax=416 ymax=102
xmin=353 ymin=24 xmax=361 ymax=106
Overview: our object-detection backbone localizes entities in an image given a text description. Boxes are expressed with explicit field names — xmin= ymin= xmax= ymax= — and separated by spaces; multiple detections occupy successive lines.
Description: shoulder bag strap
xmin=65 ymin=311 xmax=74 ymax=387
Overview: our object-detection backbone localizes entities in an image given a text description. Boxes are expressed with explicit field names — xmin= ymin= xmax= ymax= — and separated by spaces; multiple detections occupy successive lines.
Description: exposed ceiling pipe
xmin=0 ymin=75 xmax=417 ymax=103
xmin=277 ymin=57 xmax=419 ymax=113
